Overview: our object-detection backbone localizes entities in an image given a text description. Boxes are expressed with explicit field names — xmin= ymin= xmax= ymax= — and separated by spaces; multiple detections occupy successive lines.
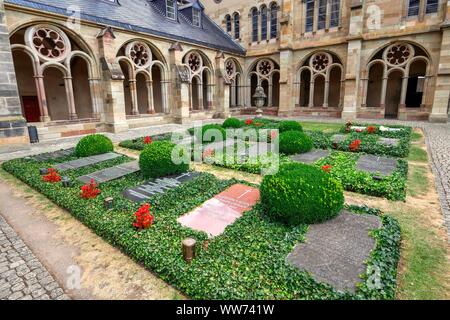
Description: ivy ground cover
xmin=2 ymin=155 xmax=400 ymax=300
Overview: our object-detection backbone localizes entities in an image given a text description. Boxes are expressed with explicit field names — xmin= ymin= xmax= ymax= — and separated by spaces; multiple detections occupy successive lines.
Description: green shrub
xmin=195 ymin=124 xmax=226 ymax=143
xmin=260 ymin=162 xmax=344 ymax=225
xmin=139 ymin=141 xmax=189 ymax=178
xmin=75 ymin=134 xmax=114 ymax=157
xmin=278 ymin=121 xmax=303 ymax=133
xmin=222 ymin=117 xmax=243 ymax=129
xmin=279 ymin=131 xmax=313 ymax=155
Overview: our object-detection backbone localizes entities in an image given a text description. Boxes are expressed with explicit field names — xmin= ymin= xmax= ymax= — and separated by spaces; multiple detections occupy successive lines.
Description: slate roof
xmin=4 ymin=0 xmax=245 ymax=55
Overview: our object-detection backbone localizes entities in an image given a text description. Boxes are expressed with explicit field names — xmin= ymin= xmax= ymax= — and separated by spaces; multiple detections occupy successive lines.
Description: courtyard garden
xmin=1 ymin=119 xmax=449 ymax=300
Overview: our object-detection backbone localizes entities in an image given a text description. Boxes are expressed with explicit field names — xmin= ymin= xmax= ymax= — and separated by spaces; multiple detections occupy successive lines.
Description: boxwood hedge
xmin=75 ymin=134 xmax=114 ymax=157
xmin=2 ymin=155 xmax=400 ymax=300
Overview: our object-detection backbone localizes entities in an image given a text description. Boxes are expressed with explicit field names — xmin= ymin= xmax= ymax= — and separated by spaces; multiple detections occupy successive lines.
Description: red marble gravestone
xmin=177 ymin=184 xmax=260 ymax=237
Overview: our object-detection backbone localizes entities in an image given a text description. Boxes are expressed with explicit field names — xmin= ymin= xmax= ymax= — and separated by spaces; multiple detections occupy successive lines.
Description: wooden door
xmin=22 ymin=96 xmax=40 ymax=123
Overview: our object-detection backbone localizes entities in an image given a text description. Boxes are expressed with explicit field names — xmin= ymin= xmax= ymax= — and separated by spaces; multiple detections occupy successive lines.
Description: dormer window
xmin=166 ymin=0 xmax=176 ymax=20
xmin=192 ymin=8 xmax=201 ymax=27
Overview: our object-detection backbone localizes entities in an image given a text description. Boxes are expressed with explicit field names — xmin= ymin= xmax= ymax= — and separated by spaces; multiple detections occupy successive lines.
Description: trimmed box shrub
xmin=195 ymin=124 xmax=226 ymax=143
xmin=139 ymin=141 xmax=189 ymax=178
xmin=75 ymin=134 xmax=114 ymax=157
xmin=260 ymin=162 xmax=344 ymax=225
xmin=222 ymin=117 xmax=243 ymax=129
xmin=279 ymin=130 xmax=313 ymax=155
xmin=278 ymin=120 xmax=303 ymax=133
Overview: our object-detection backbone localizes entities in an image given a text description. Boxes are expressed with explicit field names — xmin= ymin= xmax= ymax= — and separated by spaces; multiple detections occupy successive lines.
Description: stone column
xmin=309 ymin=79 xmax=315 ymax=107
xmin=197 ymin=82 xmax=204 ymax=110
xmin=278 ymin=49 xmax=295 ymax=116
xmin=129 ymin=79 xmax=139 ymax=115
xmin=214 ymin=51 xmax=230 ymax=118
xmin=35 ymin=75 xmax=50 ymax=122
xmin=341 ymin=1 xmax=364 ymax=120
xmin=64 ymin=77 xmax=78 ymax=120
xmin=430 ymin=9 xmax=450 ymax=123
xmin=96 ymin=27 xmax=129 ymax=133
xmin=323 ymin=79 xmax=330 ymax=108
xmin=0 ymin=0 xmax=30 ymax=149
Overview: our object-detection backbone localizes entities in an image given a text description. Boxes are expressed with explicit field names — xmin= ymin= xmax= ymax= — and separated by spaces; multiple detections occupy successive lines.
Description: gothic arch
xmin=246 ymin=58 xmax=280 ymax=107
xmin=224 ymin=58 xmax=243 ymax=107
xmin=295 ymin=51 xmax=344 ymax=108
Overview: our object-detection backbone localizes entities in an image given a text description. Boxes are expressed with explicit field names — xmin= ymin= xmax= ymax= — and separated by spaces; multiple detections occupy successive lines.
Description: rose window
xmin=257 ymin=60 xmax=273 ymax=76
xmin=128 ymin=42 xmax=151 ymax=68
xmin=225 ymin=60 xmax=236 ymax=78
xmin=187 ymin=53 xmax=202 ymax=73
xmin=310 ymin=53 xmax=331 ymax=72
xmin=385 ymin=43 xmax=413 ymax=67
xmin=28 ymin=26 xmax=70 ymax=61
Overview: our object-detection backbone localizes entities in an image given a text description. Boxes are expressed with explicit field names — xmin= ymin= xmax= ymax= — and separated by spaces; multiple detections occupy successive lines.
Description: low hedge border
xmin=305 ymin=130 xmax=412 ymax=158
xmin=2 ymin=155 xmax=400 ymax=299
xmin=340 ymin=123 xmax=412 ymax=139
xmin=315 ymin=152 xmax=408 ymax=201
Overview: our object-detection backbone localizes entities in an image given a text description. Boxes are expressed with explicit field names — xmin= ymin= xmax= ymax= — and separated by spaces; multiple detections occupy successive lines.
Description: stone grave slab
xmin=350 ymin=126 xmax=367 ymax=132
xmin=290 ymin=149 xmax=330 ymax=164
xmin=203 ymin=139 xmax=235 ymax=152
xmin=54 ymin=152 xmax=121 ymax=171
xmin=356 ymin=154 xmax=398 ymax=176
xmin=33 ymin=148 xmax=75 ymax=162
xmin=177 ymin=184 xmax=260 ymax=238
xmin=332 ymin=134 xmax=347 ymax=144
xmin=77 ymin=160 xmax=139 ymax=184
xmin=378 ymin=137 xmax=400 ymax=147
xmin=287 ymin=211 xmax=382 ymax=293
xmin=123 ymin=172 xmax=201 ymax=202
xmin=238 ymin=142 xmax=273 ymax=159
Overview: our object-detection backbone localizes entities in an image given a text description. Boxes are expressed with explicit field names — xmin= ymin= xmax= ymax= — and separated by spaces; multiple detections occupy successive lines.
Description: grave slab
xmin=123 ymin=172 xmax=201 ymax=202
xmin=378 ymin=137 xmax=400 ymax=147
xmin=238 ymin=142 xmax=273 ymax=158
xmin=356 ymin=154 xmax=398 ymax=176
xmin=379 ymin=126 xmax=402 ymax=132
xmin=54 ymin=152 xmax=121 ymax=171
xmin=33 ymin=148 xmax=75 ymax=162
xmin=177 ymin=184 xmax=260 ymax=238
xmin=203 ymin=139 xmax=236 ymax=152
xmin=332 ymin=134 xmax=347 ymax=143
xmin=287 ymin=211 xmax=381 ymax=293
xmin=290 ymin=149 xmax=330 ymax=164
xmin=77 ymin=160 xmax=139 ymax=184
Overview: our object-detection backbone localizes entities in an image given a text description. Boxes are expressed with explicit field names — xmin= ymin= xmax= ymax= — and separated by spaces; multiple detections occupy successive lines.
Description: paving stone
xmin=287 ymin=211 xmax=381 ymax=293
xmin=177 ymin=184 xmax=260 ymax=238
xmin=33 ymin=148 xmax=75 ymax=162
xmin=77 ymin=160 xmax=140 ymax=184
xmin=123 ymin=172 xmax=201 ymax=203
xmin=332 ymin=134 xmax=347 ymax=143
xmin=54 ymin=152 xmax=121 ymax=171
xmin=356 ymin=154 xmax=398 ymax=176
xmin=290 ymin=149 xmax=331 ymax=164
xmin=378 ymin=137 xmax=400 ymax=147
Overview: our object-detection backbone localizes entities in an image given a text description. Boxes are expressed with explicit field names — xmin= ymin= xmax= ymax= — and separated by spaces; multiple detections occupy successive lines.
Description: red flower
xmin=80 ymin=179 xmax=101 ymax=199
xmin=321 ymin=165 xmax=332 ymax=173
xmin=355 ymin=129 xmax=363 ymax=133
xmin=349 ymin=139 xmax=362 ymax=152
xmin=245 ymin=119 xmax=253 ymax=125
xmin=367 ymin=126 xmax=377 ymax=134
xmin=43 ymin=168 xmax=61 ymax=183
xmin=144 ymin=136 xmax=153 ymax=144
xmin=132 ymin=203 xmax=154 ymax=230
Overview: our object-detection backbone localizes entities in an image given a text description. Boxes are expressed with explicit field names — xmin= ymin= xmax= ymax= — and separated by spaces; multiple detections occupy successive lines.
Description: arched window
xmin=251 ymin=8 xmax=259 ymax=42
xmin=233 ymin=13 xmax=240 ymax=39
xmin=305 ymin=0 xmax=314 ymax=32
xmin=330 ymin=0 xmax=340 ymax=28
xmin=261 ymin=6 xmax=268 ymax=41
xmin=426 ymin=0 xmax=439 ymax=14
xmin=270 ymin=3 xmax=278 ymax=39
xmin=225 ymin=14 xmax=231 ymax=33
